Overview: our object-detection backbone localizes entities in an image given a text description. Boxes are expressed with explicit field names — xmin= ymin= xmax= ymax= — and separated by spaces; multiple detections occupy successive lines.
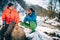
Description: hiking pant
xmin=20 ymin=21 xmax=36 ymax=32
xmin=0 ymin=22 xmax=15 ymax=40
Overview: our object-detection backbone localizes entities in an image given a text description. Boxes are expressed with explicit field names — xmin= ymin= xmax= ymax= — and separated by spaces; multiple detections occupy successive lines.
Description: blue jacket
xmin=24 ymin=11 xmax=37 ymax=26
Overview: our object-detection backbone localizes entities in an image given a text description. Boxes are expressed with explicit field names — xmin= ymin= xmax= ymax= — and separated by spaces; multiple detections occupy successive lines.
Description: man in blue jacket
xmin=21 ymin=8 xmax=37 ymax=32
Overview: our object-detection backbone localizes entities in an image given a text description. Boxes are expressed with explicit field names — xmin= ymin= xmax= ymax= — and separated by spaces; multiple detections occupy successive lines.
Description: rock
xmin=52 ymin=37 xmax=60 ymax=40
xmin=11 ymin=26 xmax=26 ymax=40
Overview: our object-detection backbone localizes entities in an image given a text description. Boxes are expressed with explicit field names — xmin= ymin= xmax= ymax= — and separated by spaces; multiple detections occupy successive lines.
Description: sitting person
xmin=21 ymin=8 xmax=37 ymax=32
xmin=0 ymin=3 xmax=20 ymax=40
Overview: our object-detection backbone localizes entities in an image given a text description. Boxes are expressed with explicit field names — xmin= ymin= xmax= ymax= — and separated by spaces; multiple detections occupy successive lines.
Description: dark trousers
xmin=0 ymin=22 xmax=15 ymax=40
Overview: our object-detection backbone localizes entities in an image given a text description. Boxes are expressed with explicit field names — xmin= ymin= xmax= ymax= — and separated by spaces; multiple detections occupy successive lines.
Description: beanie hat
xmin=8 ymin=3 xmax=14 ymax=7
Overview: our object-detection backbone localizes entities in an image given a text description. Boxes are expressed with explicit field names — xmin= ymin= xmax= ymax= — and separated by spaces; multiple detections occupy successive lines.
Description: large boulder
xmin=11 ymin=26 xmax=26 ymax=40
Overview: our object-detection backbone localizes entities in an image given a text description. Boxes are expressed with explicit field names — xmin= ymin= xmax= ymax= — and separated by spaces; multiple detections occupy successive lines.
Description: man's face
xmin=27 ymin=9 xmax=32 ymax=14
xmin=9 ymin=6 xmax=14 ymax=10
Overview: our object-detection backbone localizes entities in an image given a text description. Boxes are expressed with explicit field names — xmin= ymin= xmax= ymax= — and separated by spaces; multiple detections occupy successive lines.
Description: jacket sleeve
xmin=15 ymin=11 xmax=20 ymax=25
xmin=2 ymin=10 xmax=6 ymax=22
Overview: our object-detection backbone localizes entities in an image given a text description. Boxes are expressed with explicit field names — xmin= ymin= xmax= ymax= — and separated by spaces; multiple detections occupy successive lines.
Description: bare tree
xmin=48 ymin=0 xmax=58 ymax=12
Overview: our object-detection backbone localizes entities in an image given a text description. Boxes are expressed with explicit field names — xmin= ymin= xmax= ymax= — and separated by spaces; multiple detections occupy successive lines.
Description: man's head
xmin=27 ymin=8 xmax=34 ymax=15
xmin=8 ymin=3 xmax=14 ymax=10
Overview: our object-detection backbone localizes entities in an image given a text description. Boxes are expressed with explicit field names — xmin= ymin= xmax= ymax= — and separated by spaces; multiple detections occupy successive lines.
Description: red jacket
xmin=2 ymin=6 xmax=20 ymax=25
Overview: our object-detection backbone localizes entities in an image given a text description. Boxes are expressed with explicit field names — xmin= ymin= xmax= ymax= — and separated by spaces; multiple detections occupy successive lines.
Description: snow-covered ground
xmin=45 ymin=17 xmax=60 ymax=26
xmin=37 ymin=16 xmax=60 ymax=27
xmin=0 ymin=10 xmax=2 ymax=25
xmin=0 ymin=11 xmax=2 ymax=30
xmin=19 ymin=15 xmax=60 ymax=40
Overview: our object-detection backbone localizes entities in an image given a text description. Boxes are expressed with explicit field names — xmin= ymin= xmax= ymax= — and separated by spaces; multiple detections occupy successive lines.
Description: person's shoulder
xmin=13 ymin=9 xmax=18 ymax=12
xmin=33 ymin=11 xmax=36 ymax=13
xmin=13 ymin=9 xmax=19 ymax=14
xmin=32 ymin=11 xmax=36 ymax=15
xmin=32 ymin=11 xmax=36 ymax=16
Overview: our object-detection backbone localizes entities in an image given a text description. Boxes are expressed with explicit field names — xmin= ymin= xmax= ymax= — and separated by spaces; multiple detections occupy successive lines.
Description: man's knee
xmin=30 ymin=21 xmax=36 ymax=32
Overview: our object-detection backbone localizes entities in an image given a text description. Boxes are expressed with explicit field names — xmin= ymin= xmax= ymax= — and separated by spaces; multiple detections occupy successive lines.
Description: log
xmin=11 ymin=26 xmax=26 ymax=40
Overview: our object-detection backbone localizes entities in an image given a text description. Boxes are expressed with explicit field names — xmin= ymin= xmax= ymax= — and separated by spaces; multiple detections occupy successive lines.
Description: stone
xmin=11 ymin=26 xmax=26 ymax=40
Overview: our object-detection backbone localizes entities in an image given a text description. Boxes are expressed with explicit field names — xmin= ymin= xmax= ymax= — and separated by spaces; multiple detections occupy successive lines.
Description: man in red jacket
xmin=0 ymin=3 xmax=20 ymax=40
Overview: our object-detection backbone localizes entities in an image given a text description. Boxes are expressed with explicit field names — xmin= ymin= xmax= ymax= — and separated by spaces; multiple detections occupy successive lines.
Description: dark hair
xmin=29 ymin=8 xmax=35 ymax=12
xmin=8 ymin=3 xmax=14 ymax=7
